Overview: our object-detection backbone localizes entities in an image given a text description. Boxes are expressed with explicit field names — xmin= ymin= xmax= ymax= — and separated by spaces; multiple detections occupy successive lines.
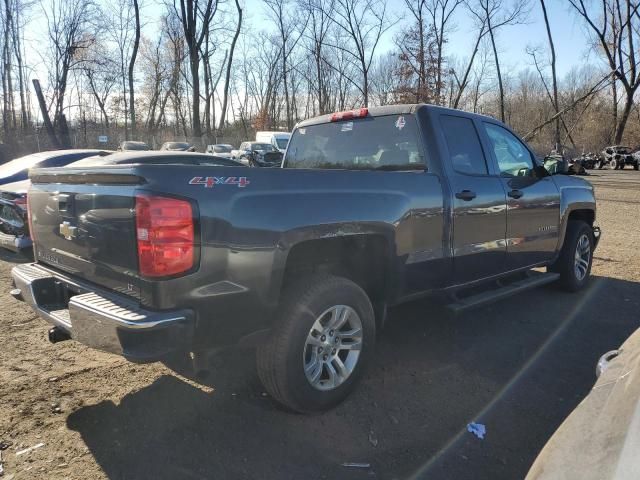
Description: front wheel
xmin=257 ymin=274 xmax=375 ymax=413
xmin=549 ymin=220 xmax=594 ymax=292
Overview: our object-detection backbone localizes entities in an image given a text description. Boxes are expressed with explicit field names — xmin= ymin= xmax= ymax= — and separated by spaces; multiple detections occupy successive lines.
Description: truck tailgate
xmin=29 ymin=174 xmax=141 ymax=298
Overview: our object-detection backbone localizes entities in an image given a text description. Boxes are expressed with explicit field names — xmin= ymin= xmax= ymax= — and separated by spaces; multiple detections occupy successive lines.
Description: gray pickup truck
xmin=10 ymin=104 xmax=600 ymax=412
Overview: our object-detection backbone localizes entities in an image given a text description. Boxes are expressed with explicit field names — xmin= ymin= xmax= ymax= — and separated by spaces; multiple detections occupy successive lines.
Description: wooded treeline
xmin=1 ymin=0 xmax=640 ymax=157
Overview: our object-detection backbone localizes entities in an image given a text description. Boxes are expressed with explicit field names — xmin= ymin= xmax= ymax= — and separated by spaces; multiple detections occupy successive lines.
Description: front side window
xmin=284 ymin=114 xmax=425 ymax=171
xmin=440 ymin=115 xmax=488 ymax=175
xmin=484 ymin=123 xmax=534 ymax=176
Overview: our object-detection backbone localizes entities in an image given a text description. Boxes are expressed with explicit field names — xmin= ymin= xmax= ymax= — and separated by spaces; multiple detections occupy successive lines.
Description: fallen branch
xmin=522 ymin=73 xmax=612 ymax=142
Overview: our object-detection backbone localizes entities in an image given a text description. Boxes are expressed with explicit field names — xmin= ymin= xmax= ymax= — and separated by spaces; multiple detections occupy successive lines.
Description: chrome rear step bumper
xmin=11 ymin=263 xmax=194 ymax=362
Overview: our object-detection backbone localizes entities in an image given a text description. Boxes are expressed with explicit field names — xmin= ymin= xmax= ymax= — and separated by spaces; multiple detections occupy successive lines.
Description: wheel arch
xmin=273 ymin=233 xmax=395 ymax=329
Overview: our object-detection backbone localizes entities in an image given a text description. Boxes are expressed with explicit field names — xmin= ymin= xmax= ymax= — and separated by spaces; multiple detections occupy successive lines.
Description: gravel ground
xmin=0 ymin=169 xmax=639 ymax=480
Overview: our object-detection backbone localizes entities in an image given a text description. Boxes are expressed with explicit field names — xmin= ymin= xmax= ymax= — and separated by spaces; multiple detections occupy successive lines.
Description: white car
xmin=255 ymin=131 xmax=290 ymax=153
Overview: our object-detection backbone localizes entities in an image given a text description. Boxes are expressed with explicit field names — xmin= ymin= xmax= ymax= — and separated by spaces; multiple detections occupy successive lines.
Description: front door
xmin=482 ymin=122 xmax=561 ymax=270
xmin=439 ymin=114 xmax=508 ymax=284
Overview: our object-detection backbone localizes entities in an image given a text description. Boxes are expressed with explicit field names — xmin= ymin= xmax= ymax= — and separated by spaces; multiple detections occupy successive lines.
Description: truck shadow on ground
xmin=66 ymin=275 xmax=640 ymax=480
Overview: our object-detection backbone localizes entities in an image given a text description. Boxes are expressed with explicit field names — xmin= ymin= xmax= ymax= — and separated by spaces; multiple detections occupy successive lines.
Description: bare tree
xmin=425 ymin=0 xmax=463 ymax=103
xmin=174 ymin=0 xmax=218 ymax=140
xmin=327 ymin=0 xmax=395 ymax=107
xmin=264 ymin=0 xmax=308 ymax=129
xmin=468 ymin=0 xmax=527 ymax=122
xmin=300 ymin=0 xmax=334 ymax=114
xmin=40 ymin=0 xmax=97 ymax=145
xmin=569 ymin=0 xmax=640 ymax=144
xmin=538 ymin=0 xmax=559 ymax=148
xmin=128 ymin=0 xmax=140 ymax=136
xmin=218 ymin=0 xmax=242 ymax=131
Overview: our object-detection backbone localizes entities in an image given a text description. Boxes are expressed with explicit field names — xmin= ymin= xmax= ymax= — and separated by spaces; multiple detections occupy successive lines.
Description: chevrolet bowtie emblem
xmin=59 ymin=221 xmax=77 ymax=240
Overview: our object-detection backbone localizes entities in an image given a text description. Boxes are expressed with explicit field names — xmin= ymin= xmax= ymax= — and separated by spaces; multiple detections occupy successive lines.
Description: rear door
xmin=29 ymin=180 xmax=141 ymax=298
xmin=481 ymin=122 xmax=561 ymax=269
xmin=439 ymin=114 xmax=508 ymax=284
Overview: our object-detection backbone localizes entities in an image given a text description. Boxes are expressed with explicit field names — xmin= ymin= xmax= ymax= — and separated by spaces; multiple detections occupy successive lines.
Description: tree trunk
xmin=540 ymin=0 xmax=560 ymax=149
xmin=487 ymin=20 xmax=505 ymax=122
xmin=128 ymin=0 xmax=140 ymax=137
xmin=190 ymin=49 xmax=201 ymax=138
xmin=218 ymin=0 xmax=242 ymax=131
xmin=614 ymin=90 xmax=634 ymax=144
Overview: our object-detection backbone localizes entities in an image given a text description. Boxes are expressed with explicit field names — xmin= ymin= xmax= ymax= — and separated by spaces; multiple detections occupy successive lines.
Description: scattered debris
xmin=368 ymin=430 xmax=378 ymax=447
xmin=342 ymin=462 xmax=371 ymax=469
xmin=47 ymin=377 xmax=58 ymax=382
xmin=15 ymin=443 xmax=45 ymax=456
xmin=467 ymin=422 xmax=486 ymax=440
xmin=390 ymin=414 xmax=399 ymax=425
xmin=0 ymin=441 xmax=11 ymax=451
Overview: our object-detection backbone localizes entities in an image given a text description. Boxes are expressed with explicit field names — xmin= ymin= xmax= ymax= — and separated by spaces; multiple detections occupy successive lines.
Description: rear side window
xmin=284 ymin=114 xmax=426 ymax=171
xmin=440 ymin=115 xmax=488 ymax=175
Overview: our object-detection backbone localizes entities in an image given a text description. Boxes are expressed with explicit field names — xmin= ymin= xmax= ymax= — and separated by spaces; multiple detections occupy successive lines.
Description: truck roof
xmin=296 ymin=103 xmax=500 ymax=128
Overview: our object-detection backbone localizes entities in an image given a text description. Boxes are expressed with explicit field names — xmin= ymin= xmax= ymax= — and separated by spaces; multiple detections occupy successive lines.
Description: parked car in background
xmin=206 ymin=144 xmax=234 ymax=158
xmin=526 ymin=328 xmax=640 ymax=480
xmin=160 ymin=141 xmax=196 ymax=152
xmin=0 ymin=149 xmax=111 ymax=186
xmin=256 ymin=131 xmax=291 ymax=153
xmin=601 ymin=145 xmax=637 ymax=170
xmin=231 ymin=141 xmax=283 ymax=167
xmin=118 ymin=141 xmax=150 ymax=151
xmin=0 ymin=151 xmax=243 ymax=253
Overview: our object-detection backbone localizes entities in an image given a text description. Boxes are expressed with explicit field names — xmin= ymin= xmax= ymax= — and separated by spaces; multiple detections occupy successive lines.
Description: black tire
xmin=634 ymin=161 xmax=639 ymax=171
xmin=256 ymin=274 xmax=375 ymax=413
xmin=548 ymin=220 xmax=594 ymax=292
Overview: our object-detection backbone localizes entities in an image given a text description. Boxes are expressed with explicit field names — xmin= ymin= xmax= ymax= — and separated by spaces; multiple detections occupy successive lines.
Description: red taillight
xmin=135 ymin=194 xmax=195 ymax=278
xmin=330 ymin=107 xmax=368 ymax=122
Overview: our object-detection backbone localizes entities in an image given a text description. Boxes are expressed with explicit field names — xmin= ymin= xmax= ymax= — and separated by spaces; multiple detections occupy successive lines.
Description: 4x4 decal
xmin=189 ymin=176 xmax=250 ymax=188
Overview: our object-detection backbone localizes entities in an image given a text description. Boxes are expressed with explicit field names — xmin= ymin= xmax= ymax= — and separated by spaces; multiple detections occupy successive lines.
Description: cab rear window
xmin=283 ymin=115 xmax=426 ymax=170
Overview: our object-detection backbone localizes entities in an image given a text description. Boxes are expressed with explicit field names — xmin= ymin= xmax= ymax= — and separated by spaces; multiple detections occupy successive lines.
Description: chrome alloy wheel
xmin=574 ymin=233 xmax=591 ymax=281
xmin=303 ymin=305 xmax=363 ymax=391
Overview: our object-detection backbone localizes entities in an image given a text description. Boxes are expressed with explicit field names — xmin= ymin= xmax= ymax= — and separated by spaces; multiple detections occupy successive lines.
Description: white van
xmin=255 ymin=131 xmax=291 ymax=153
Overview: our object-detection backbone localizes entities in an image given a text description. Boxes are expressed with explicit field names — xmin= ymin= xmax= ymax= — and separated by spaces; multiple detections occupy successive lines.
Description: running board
xmin=447 ymin=272 xmax=560 ymax=314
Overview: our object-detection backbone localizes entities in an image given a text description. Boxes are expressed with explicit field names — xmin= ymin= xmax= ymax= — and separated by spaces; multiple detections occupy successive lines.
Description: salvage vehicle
xmin=231 ymin=141 xmax=283 ymax=167
xmin=601 ymin=145 xmax=637 ymax=170
xmin=10 ymin=105 xmax=600 ymax=413
xmin=526 ymin=328 xmax=640 ymax=480
xmin=0 ymin=152 xmax=242 ymax=253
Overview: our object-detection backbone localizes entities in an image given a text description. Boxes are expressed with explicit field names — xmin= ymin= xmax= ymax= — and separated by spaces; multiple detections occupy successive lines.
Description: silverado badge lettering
xmin=189 ymin=176 xmax=250 ymax=188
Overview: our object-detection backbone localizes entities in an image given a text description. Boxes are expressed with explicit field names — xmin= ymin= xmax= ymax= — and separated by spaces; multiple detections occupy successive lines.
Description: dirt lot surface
xmin=1 ymin=169 xmax=639 ymax=480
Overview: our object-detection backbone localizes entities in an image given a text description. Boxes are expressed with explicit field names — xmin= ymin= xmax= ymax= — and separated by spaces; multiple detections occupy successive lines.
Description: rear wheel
xmin=257 ymin=274 xmax=375 ymax=413
xmin=634 ymin=161 xmax=639 ymax=171
xmin=549 ymin=220 xmax=594 ymax=292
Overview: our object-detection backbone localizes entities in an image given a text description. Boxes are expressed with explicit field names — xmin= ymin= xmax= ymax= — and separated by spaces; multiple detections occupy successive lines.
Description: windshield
xmin=284 ymin=114 xmax=425 ymax=170
xmin=275 ymin=137 xmax=289 ymax=150
xmin=214 ymin=145 xmax=232 ymax=153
